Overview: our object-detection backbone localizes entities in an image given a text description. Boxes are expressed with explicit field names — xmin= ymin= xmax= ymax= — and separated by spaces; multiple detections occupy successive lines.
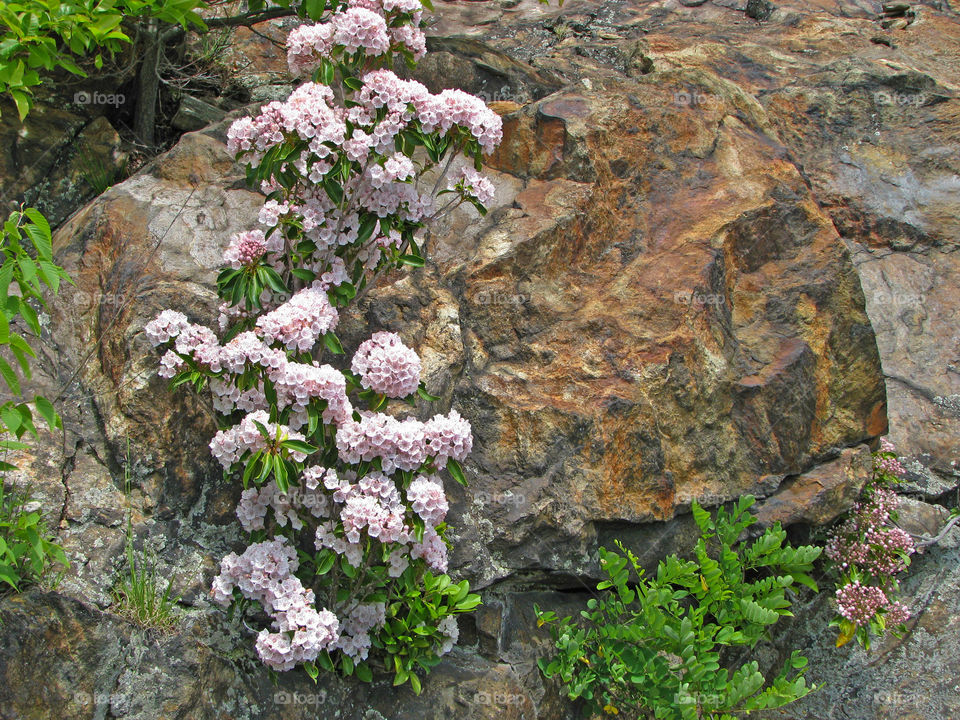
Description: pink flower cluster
xmin=410 ymin=526 xmax=448 ymax=573
xmin=256 ymin=603 xmax=340 ymax=671
xmin=286 ymin=0 xmax=426 ymax=77
xmin=418 ymin=89 xmax=503 ymax=154
xmin=828 ymin=482 xmax=914 ymax=633
xmin=437 ymin=615 xmax=459 ymax=655
xmin=287 ymin=9 xmax=391 ymax=74
xmin=256 ymin=286 xmax=339 ymax=351
xmin=144 ymin=309 xmax=190 ymax=345
xmin=836 ymin=581 xmax=889 ymax=627
xmin=407 ymin=475 xmax=448 ymax=526
xmin=211 ymin=539 xmax=341 ymax=670
xmin=451 ymin=167 xmax=496 ymax=205
xmin=334 ymin=601 xmax=387 ymax=661
xmin=336 ymin=413 xmax=426 ymax=472
xmin=341 ymin=473 xmax=406 ymax=544
xmin=224 ymin=229 xmax=283 ymax=268
xmin=876 ymin=437 xmax=907 ymax=477
xmin=275 ymin=362 xmax=353 ymax=427
xmin=209 ymin=410 xmax=309 ymax=469
xmin=825 ymin=488 xmax=915 ymax=576
xmin=236 ymin=480 xmax=331 ymax=532
xmin=424 ymin=409 xmax=473 ymax=466
xmin=335 ymin=407 xmax=472 ymax=473
xmin=351 ymin=331 xmax=421 ymax=398
xmin=310 ymin=468 xmax=450 ymax=575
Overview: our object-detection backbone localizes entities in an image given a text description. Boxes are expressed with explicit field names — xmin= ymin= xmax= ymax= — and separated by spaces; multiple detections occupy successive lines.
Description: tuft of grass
xmin=76 ymin=149 xmax=127 ymax=195
xmin=112 ymin=533 xmax=181 ymax=631
xmin=111 ymin=441 xmax=181 ymax=631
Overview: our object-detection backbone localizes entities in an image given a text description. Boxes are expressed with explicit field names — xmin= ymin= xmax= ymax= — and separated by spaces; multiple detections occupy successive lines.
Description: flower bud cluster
xmin=827 ymin=440 xmax=915 ymax=637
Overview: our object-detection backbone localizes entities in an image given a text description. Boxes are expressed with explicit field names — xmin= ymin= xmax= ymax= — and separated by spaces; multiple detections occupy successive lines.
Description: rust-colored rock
xmin=752 ymin=444 xmax=874 ymax=528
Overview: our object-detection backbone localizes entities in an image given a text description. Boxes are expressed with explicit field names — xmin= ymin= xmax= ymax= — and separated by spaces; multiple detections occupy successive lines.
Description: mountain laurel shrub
xmin=145 ymin=0 xmax=501 ymax=691
xmin=537 ymin=496 xmax=821 ymax=719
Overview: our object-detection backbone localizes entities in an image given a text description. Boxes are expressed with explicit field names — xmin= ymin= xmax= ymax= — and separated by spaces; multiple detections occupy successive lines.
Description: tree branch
xmin=161 ymin=6 xmax=298 ymax=44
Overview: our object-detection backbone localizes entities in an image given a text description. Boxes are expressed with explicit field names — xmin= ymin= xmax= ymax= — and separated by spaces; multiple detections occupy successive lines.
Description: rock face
xmin=0 ymin=103 xmax=128 ymax=227
xmin=2 ymin=1 xmax=959 ymax=719
xmin=753 ymin=444 xmax=874 ymax=528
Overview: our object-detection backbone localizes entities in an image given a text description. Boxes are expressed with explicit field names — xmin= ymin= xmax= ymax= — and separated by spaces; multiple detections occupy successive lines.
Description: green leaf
xmin=398 ymin=254 xmax=425 ymax=267
xmin=281 ymin=439 xmax=318 ymax=455
xmin=323 ymin=332 xmax=344 ymax=355
xmin=260 ymin=266 xmax=288 ymax=294
xmin=291 ymin=268 xmax=316 ymax=282
xmin=0 ymin=357 xmax=21 ymax=396
xmin=456 ymin=593 xmax=482 ymax=612
xmin=417 ymin=386 xmax=439 ymax=402
xmin=33 ymin=395 xmax=59 ymax=430
xmin=315 ymin=551 xmax=336 ymax=575
xmin=10 ymin=89 xmax=30 ymax=121
xmin=0 ymin=564 xmax=19 ymax=590
xmin=446 ymin=458 xmax=467 ymax=486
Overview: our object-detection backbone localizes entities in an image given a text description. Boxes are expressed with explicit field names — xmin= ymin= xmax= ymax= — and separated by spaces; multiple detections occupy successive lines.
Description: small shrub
xmin=0 ymin=0 xmax=206 ymax=120
xmin=826 ymin=438 xmax=915 ymax=649
xmin=0 ymin=206 xmax=69 ymax=448
xmin=0 ymin=482 xmax=68 ymax=591
xmin=0 ymin=205 xmax=70 ymax=593
xmin=537 ymin=496 xmax=821 ymax=719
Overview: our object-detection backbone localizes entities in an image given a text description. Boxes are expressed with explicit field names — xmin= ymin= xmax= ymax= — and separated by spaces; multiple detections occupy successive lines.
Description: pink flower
xmin=351 ymin=331 xmax=421 ymax=398
xmin=836 ymin=581 xmax=888 ymax=627
xmin=424 ymin=409 xmax=472 ymax=465
xmin=407 ymin=475 xmax=447 ymax=526
xmin=145 ymin=310 xmax=190 ymax=346
xmin=256 ymin=286 xmax=339 ymax=352
xmin=450 ymin=167 xmax=496 ymax=205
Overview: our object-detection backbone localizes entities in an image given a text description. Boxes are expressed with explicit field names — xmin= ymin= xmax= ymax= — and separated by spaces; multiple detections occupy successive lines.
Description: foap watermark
xmin=672 ymin=91 xmax=722 ymax=109
xmin=474 ymin=86 xmax=530 ymax=105
xmin=675 ymin=490 xmax=729 ymax=506
xmin=74 ymin=90 xmax=126 ymax=107
xmin=874 ymin=689 xmax=923 ymax=705
xmin=873 ymin=91 xmax=926 ymax=107
xmin=68 ymin=290 xmax=135 ymax=307
xmin=869 ymin=290 xmax=925 ymax=308
xmin=475 ymin=290 xmax=528 ymax=306
xmin=474 ymin=490 xmax=527 ymax=507
xmin=472 ymin=690 xmax=526 ymax=706
xmin=73 ymin=691 xmax=124 ymax=705
xmin=274 ymin=690 xmax=327 ymax=705
xmin=674 ymin=290 xmax=725 ymax=307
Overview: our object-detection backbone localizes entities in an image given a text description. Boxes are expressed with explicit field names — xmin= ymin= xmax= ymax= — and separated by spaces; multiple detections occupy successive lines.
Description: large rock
xmin=848 ymin=241 xmax=960 ymax=497
xmin=753 ymin=444 xmax=874 ymax=528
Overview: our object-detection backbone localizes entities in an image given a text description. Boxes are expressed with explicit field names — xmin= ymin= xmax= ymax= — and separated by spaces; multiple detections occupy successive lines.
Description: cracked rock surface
xmin=1 ymin=1 xmax=959 ymax=718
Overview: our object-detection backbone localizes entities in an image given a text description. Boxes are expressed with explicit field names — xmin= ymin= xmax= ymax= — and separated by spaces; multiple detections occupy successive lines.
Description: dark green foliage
xmin=537 ymin=496 xmax=821 ymax=719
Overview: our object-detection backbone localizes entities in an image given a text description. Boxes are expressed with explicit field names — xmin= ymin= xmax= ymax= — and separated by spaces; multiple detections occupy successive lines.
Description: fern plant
xmin=536 ymin=496 xmax=821 ymax=719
